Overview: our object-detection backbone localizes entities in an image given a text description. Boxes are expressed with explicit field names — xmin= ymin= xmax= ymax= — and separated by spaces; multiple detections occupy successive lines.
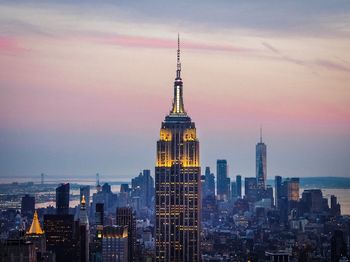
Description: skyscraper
xmin=44 ymin=213 xmax=76 ymax=262
xmin=275 ymin=176 xmax=282 ymax=208
xmin=236 ymin=175 xmax=242 ymax=198
xmin=79 ymin=195 xmax=89 ymax=262
xmin=80 ymin=186 xmax=90 ymax=210
xmin=56 ymin=183 xmax=69 ymax=215
xmin=91 ymin=203 xmax=104 ymax=262
xmin=102 ymin=226 xmax=128 ymax=262
xmin=155 ymin=36 xmax=201 ymax=262
xmin=330 ymin=195 xmax=341 ymax=216
xmin=282 ymin=178 xmax=300 ymax=202
xmin=25 ymin=210 xmax=46 ymax=261
xmin=331 ymin=230 xmax=347 ymax=262
xmin=245 ymin=177 xmax=258 ymax=202
xmin=21 ymin=194 xmax=35 ymax=218
xmin=131 ymin=170 xmax=155 ymax=210
xmin=204 ymin=166 xmax=215 ymax=198
xmin=217 ymin=159 xmax=229 ymax=201
xmin=256 ymin=128 xmax=267 ymax=190
xmin=95 ymin=203 xmax=104 ymax=227
xmin=116 ymin=207 xmax=135 ymax=262
xmin=231 ymin=181 xmax=237 ymax=199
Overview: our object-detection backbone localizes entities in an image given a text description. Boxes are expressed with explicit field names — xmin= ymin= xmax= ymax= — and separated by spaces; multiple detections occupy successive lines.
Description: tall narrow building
xmin=275 ymin=176 xmax=282 ymax=208
xmin=155 ymin=36 xmax=201 ymax=262
xmin=116 ymin=207 xmax=136 ymax=262
xmin=216 ymin=159 xmax=229 ymax=201
xmin=256 ymin=128 xmax=267 ymax=190
xmin=79 ymin=195 xmax=89 ymax=262
xmin=56 ymin=183 xmax=70 ymax=215
xmin=204 ymin=167 xmax=215 ymax=198
xmin=236 ymin=175 xmax=242 ymax=198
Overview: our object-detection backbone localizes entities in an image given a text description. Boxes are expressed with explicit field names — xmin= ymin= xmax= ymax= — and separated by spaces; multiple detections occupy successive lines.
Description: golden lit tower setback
xmin=155 ymin=35 xmax=201 ymax=262
xmin=27 ymin=210 xmax=44 ymax=235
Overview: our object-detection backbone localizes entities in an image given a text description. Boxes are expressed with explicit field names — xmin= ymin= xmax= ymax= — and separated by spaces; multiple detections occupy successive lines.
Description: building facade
xmin=236 ymin=175 xmax=242 ymax=198
xmin=204 ymin=167 xmax=215 ymax=198
xmin=44 ymin=214 xmax=76 ymax=262
xmin=21 ymin=194 xmax=35 ymax=218
xmin=155 ymin=36 xmax=201 ymax=262
xmin=56 ymin=183 xmax=69 ymax=215
xmin=116 ymin=207 xmax=135 ymax=262
xmin=216 ymin=159 xmax=229 ymax=201
xmin=275 ymin=176 xmax=282 ymax=208
xmin=102 ymin=226 xmax=128 ymax=262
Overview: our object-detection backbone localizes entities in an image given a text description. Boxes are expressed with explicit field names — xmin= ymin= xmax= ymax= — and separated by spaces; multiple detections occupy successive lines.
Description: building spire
xmin=80 ymin=194 xmax=89 ymax=226
xmin=260 ymin=126 xmax=263 ymax=143
xmin=171 ymin=34 xmax=186 ymax=115
xmin=176 ymin=33 xmax=181 ymax=79
xmin=81 ymin=194 xmax=86 ymax=205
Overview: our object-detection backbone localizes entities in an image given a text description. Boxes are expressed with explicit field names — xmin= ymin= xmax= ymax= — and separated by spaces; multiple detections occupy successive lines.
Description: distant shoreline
xmin=1 ymin=176 xmax=350 ymax=188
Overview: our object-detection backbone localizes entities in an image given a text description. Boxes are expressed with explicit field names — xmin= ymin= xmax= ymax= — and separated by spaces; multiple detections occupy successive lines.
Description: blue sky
xmin=0 ymin=0 xmax=350 ymax=182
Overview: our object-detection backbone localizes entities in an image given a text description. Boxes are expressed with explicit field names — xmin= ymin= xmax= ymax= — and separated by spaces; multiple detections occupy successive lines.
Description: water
xmin=35 ymin=185 xmax=122 ymax=209
xmin=317 ymin=188 xmax=350 ymax=215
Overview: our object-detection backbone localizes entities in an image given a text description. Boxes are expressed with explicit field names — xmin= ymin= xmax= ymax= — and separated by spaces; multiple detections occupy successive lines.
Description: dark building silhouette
xmin=142 ymin=170 xmax=155 ymax=208
xmin=102 ymin=183 xmax=111 ymax=194
xmin=21 ymin=194 xmax=35 ymax=218
xmin=275 ymin=176 xmax=282 ymax=208
xmin=0 ymin=239 xmax=36 ymax=262
xmin=204 ymin=167 xmax=215 ymax=198
xmin=279 ymin=196 xmax=289 ymax=224
xmin=120 ymin=184 xmax=130 ymax=193
xmin=155 ymin=36 xmax=201 ymax=261
xmin=331 ymin=230 xmax=347 ymax=262
xmin=131 ymin=170 xmax=155 ymax=210
xmin=245 ymin=177 xmax=258 ymax=202
xmin=330 ymin=195 xmax=341 ymax=216
xmin=78 ymin=195 xmax=89 ymax=262
xmin=202 ymin=195 xmax=218 ymax=222
xmin=44 ymin=214 xmax=76 ymax=262
xmin=301 ymin=189 xmax=325 ymax=213
xmin=256 ymin=128 xmax=267 ymax=190
xmin=236 ymin=175 xmax=242 ymax=198
xmin=116 ymin=207 xmax=135 ymax=262
xmin=231 ymin=181 xmax=237 ymax=199
xmin=91 ymin=203 xmax=104 ymax=262
xmin=264 ymin=185 xmax=274 ymax=207
xmin=217 ymin=159 xmax=230 ymax=201
xmin=95 ymin=203 xmax=104 ymax=226
xmin=56 ymin=183 xmax=69 ymax=215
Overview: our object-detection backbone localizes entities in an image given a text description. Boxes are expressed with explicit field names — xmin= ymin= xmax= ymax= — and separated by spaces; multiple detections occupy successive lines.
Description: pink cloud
xmin=315 ymin=59 xmax=350 ymax=74
xmin=0 ymin=36 xmax=26 ymax=53
xmin=84 ymin=33 xmax=252 ymax=53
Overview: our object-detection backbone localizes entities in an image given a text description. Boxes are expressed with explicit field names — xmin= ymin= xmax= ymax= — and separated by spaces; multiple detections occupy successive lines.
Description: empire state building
xmin=155 ymin=36 xmax=201 ymax=262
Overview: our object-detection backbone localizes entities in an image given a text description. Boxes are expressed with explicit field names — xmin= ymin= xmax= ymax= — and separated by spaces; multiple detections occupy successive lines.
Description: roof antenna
xmin=176 ymin=33 xmax=181 ymax=78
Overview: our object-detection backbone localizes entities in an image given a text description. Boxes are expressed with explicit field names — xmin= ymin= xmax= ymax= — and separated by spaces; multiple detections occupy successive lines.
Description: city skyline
xmin=1 ymin=2 xmax=350 ymax=262
xmin=1 ymin=1 xmax=350 ymax=180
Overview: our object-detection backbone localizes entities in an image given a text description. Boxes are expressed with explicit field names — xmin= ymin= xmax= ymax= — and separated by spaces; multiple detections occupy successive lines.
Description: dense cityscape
xmin=0 ymin=38 xmax=349 ymax=262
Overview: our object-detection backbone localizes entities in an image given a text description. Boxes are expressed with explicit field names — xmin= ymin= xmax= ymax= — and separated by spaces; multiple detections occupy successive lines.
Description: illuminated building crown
xmin=170 ymin=34 xmax=186 ymax=115
xmin=27 ymin=210 xmax=44 ymax=235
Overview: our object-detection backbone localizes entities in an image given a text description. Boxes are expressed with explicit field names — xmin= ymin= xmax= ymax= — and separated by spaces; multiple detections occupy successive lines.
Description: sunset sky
xmin=1 ymin=0 xmax=350 ymax=182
